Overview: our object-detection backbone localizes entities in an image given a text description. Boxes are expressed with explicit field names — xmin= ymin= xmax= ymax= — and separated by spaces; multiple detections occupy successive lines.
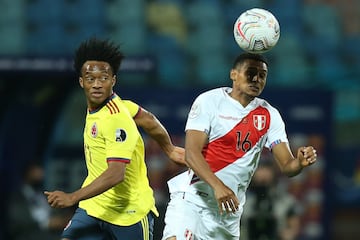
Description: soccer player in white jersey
xmin=161 ymin=53 xmax=318 ymax=240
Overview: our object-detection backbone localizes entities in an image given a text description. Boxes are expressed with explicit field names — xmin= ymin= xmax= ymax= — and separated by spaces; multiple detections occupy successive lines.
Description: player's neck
xmin=229 ymin=91 xmax=254 ymax=107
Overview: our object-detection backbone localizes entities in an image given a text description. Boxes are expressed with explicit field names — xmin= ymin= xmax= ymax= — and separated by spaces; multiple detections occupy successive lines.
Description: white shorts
xmin=162 ymin=192 xmax=241 ymax=240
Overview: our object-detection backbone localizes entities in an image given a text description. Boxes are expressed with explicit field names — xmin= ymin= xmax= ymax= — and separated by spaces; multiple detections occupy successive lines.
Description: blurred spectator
xmin=7 ymin=161 xmax=72 ymax=240
xmin=241 ymin=160 xmax=301 ymax=240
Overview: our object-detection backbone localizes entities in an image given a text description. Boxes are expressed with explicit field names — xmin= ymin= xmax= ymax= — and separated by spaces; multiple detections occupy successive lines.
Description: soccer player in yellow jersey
xmin=44 ymin=38 xmax=185 ymax=240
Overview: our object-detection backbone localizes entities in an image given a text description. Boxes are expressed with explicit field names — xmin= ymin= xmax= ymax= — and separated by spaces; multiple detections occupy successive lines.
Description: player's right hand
xmin=213 ymin=184 xmax=240 ymax=215
xmin=44 ymin=190 xmax=76 ymax=208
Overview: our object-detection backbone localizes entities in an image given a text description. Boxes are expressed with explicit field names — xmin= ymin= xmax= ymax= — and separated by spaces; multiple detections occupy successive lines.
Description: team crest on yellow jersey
xmin=91 ymin=122 xmax=98 ymax=137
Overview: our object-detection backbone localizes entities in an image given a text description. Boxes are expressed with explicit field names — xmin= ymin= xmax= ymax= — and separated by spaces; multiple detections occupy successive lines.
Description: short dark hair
xmin=232 ymin=52 xmax=268 ymax=68
xmin=73 ymin=37 xmax=125 ymax=76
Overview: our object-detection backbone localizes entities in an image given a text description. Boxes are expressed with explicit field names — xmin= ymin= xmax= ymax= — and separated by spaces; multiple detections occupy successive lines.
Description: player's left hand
xmin=168 ymin=146 xmax=187 ymax=166
xmin=44 ymin=190 xmax=76 ymax=208
xmin=298 ymin=146 xmax=317 ymax=167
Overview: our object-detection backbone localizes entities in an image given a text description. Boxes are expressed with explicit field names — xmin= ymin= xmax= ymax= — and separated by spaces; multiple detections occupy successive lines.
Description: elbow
xmin=106 ymin=162 xmax=126 ymax=186
xmin=185 ymin=152 xmax=196 ymax=168
xmin=285 ymin=172 xmax=297 ymax=178
xmin=112 ymin=174 xmax=125 ymax=186
xmin=282 ymin=168 xmax=302 ymax=178
xmin=107 ymin=171 xmax=125 ymax=187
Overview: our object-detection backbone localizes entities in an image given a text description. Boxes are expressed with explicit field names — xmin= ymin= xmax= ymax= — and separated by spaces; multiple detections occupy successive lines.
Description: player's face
xmin=230 ymin=59 xmax=268 ymax=99
xmin=79 ymin=61 xmax=116 ymax=109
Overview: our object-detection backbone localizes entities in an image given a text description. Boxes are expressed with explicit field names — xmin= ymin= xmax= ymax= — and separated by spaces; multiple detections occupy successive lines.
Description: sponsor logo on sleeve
xmin=115 ymin=129 xmax=127 ymax=142
xmin=189 ymin=103 xmax=200 ymax=119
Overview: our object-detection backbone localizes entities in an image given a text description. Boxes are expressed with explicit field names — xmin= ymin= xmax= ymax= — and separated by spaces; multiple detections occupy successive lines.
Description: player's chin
xmin=247 ymin=90 xmax=261 ymax=98
xmin=249 ymin=86 xmax=263 ymax=95
xmin=90 ymin=97 xmax=106 ymax=105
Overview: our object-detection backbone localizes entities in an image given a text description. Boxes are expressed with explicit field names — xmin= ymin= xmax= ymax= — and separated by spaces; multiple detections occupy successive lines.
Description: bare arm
xmin=134 ymin=107 xmax=186 ymax=166
xmin=185 ymin=130 xmax=239 ymax=214
xmin=272 ymin=142 xmax=317 ymax=177
xmin=45 ymin=161 xmax=126 ymax=208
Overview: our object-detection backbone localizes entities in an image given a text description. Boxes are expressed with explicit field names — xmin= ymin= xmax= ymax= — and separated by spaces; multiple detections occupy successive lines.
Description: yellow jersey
xmin=79 ymin=93 xmax=158 ymax=226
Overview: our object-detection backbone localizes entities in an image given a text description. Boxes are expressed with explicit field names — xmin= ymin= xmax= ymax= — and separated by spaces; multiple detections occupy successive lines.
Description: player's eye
xmin=259 ymin=72 xmax=267 ymax=79
xmin=246 ymin=70 xmax=258 ymax=80
xmin=85 ymin=77 xmax=95 ymax=82
xmin=246 ymin=69 xmax=267 ymax=81
xmin=84 ymin=76 xmax=110 ymax=82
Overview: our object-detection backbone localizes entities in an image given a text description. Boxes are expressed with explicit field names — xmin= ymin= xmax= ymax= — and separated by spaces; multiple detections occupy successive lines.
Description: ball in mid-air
xmin=233 ymin=8 xmax=280 ymax=53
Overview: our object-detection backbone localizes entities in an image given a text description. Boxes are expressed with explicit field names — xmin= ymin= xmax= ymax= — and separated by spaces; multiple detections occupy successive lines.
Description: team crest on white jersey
xmin=91 ymin=122 xmax=98 ymax=137
xmin=253 ymin=115 xmax=266 ymax=130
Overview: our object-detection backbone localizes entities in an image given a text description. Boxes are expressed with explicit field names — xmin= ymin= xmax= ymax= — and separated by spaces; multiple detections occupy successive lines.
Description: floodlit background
xmin=1 ymin=0 xmax=359 ymax=239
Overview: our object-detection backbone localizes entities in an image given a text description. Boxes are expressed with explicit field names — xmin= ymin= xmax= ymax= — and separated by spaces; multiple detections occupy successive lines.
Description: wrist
xmin=163 ymin=144 xmax=175 ymax=157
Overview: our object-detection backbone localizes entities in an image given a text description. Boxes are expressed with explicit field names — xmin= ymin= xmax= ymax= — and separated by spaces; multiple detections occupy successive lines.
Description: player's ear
xmin=79 ymin=77 xmax=84 ymax=88
xmin=112 ymin=75 xmax=116 ymax=87
xmin=230 ymin=69 xmax=237 ymax=81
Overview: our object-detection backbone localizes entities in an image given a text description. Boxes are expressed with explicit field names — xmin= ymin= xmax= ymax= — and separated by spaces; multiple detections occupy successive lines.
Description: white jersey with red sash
xmin=168 ymin=87 xmax=288 ymax=210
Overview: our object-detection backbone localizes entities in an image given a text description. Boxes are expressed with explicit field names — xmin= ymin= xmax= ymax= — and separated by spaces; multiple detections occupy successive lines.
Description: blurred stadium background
xmin=0 ymin=0 xmax=359 ymax=239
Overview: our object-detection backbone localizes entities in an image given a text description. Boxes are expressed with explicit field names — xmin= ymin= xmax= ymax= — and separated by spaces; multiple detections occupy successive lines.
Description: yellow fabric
xmin=79 ymin=94 xmax=158 ymax=226
xmin=122 ymin=99 xmax=141 ymax=118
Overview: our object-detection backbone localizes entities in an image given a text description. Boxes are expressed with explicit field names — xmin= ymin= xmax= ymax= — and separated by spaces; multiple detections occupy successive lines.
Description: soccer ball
xmin=233 ymin=8 xmax=280 ymax=53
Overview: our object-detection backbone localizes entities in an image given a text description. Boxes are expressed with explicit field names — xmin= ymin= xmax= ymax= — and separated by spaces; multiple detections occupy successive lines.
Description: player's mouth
xmin=91 ymin=92 xmax=104 ymax=98
xmin=249 ymin=85 xmax=260 ymax=92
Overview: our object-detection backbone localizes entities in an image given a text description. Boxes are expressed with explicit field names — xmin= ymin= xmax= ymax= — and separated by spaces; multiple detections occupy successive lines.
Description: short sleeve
xmin=102 ymin=111 xmax=139 ymax=161
xmin=185 ymin=94 xmax=211 ymax=133
xmin=122 ymin=100 xmax=141 ymax=118
xmin=265 ymin=108 xmax=289 ymax=150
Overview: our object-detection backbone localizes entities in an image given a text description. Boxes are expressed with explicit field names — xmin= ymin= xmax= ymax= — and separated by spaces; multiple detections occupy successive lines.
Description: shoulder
xmin=94 ymin=95 xmax=130 ymax=118
xmin=195 ymin=87 xmax=229 ymax=103
xmin=121 ymin=99 xmax=140 ymax=118
xmin=255 ymin=97 xmax=281 ymax=115
xmin=121 ymin=99 xmax=139 ymax=110
xmin=254 ymin=98 xmax=285 ymax=129
xmin=199 ymin=87 xmax=227 ymax=97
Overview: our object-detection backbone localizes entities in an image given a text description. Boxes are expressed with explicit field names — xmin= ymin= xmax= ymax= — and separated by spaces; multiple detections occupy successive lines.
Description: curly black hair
xmin=73 ymin=37 xmax=125 ymax=76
